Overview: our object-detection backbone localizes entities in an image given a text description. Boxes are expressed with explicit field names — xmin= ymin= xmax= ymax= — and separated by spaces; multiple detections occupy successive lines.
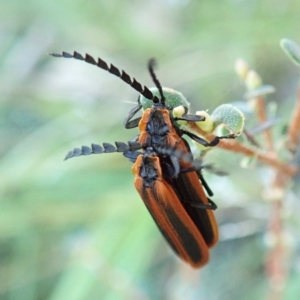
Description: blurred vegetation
xmin=1 ymin=0 xmax=300 ymax=299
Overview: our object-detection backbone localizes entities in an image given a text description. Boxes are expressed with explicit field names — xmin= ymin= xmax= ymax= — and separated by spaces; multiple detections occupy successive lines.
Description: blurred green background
xmin=1 ymin=1 xmax=300 ymax=299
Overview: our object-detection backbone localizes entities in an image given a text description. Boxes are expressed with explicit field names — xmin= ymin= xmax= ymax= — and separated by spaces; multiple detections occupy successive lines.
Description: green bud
xmin=172 ymin=105 xmax=188 ymax=127
xmin=195 ymin=110 xmax=214 ymax=133
xmin=211 ymin=104 xmax=245 ymax=135
xmin=245 ymin=70 xmax=262 ymax=91
xmin=235 ymin=58 xmax=249 ymax=80
xmin=172 ymin=105 xmax=186 ymax=118
xmin=139 ymin=87 xmax=190 ymax=110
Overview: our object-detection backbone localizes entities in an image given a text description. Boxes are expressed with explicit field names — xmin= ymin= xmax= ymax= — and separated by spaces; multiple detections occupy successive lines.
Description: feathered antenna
xmin=49 ymin=51 xmax=160 ymax=102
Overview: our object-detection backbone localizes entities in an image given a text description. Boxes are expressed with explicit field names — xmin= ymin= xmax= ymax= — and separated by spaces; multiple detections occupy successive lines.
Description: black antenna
xmin=64 ymin=141 xmax=142 ymax=160
xmin=49 ymin=51 xmax=159 ymax=102
xmin=148 ymin=58 xmax=165 ymax=105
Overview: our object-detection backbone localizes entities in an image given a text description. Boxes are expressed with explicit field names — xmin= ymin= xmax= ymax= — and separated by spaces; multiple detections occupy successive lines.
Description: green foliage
xmin=210 ymin=104 xmax=245 ymax=135
xmin=280 ymin=38 xmax=300 ymax=66
xmin=140 ymin=87 xmax=190 ymax=111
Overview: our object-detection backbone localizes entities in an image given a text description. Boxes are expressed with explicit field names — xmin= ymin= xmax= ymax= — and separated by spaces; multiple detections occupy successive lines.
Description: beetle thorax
xmin=145 ymin=108 xmax=171 ymax=147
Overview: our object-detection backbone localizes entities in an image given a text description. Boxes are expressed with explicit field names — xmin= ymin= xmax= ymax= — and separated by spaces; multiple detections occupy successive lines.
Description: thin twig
xmin=185 ymin=121 xmax=297 ymax=175
xmin=263 ymin=86 xmax=300 ymax=300
xmin=216 ymin=139 xmax=298 ymax=176
xmin=265 ymin=199 xmax=286 ymax=300
xmin=254 ymin=96 xmax=274 ymax=152
xmin=287 ymin=86 xmax=300 ymax=153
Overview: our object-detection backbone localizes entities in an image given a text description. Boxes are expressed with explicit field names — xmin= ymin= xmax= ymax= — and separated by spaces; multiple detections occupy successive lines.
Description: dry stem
xmin=216 ymin=139 xmax=297 ymax=176
xmin=287 ymin=87 xmax=300 ymax=152
xmin=263 ymin=85 xmax=300 ymax=300
xmin=254 ymin=95 xmax=274 ymax=153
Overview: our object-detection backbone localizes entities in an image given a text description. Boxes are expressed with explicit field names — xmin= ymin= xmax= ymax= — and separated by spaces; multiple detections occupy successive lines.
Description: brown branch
xmin=287 ymin=86 xmax=300 ymax=153
xmin=264 ymin=166 xmax=293 ymax=300
xmin=185 ymin=121 xmax=298 ymax=176
xmin=255 ymin=96 xmax=274 ymax=152
xmin=216 ymin=139 xmax=298 ymax=176
xmin=265 ymin=199 xmax=287 ymax=300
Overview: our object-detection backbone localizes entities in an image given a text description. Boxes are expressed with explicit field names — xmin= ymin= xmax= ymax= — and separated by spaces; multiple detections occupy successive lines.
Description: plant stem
xmin=287 ymin=86 xmax=300 ymax=153
xmin=254 ymin=95 xmax=274 ymax=153
xmin=216 ymin=139 xmax=297 ymax=176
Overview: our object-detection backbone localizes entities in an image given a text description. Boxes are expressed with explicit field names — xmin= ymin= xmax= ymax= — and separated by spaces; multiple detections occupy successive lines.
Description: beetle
xmin=50 ymin=52 xmax=233 ymax=200
xmin=50 ymin=52 xmax=235 ymax=266
xmin=64 ymin=141 xmax=215 ymax=268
